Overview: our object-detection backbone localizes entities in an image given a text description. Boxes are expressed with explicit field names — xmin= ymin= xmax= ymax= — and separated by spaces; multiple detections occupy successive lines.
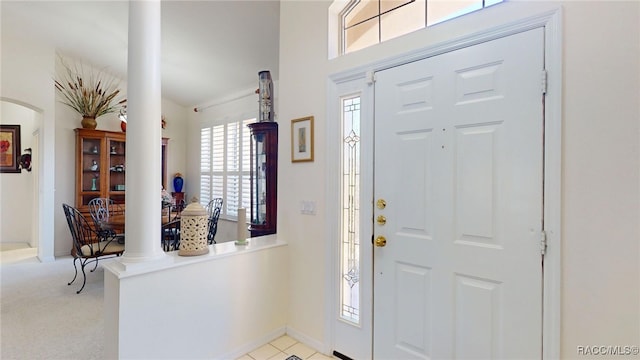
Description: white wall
xmin=1 ymin=24 xmax=57 ymax=261
xmin=278 ymin=1 xmax=330 ymax=343
xmin=161 ymin=97 xmax=188 ymax=195
xmin=274 ymin=0 xmax=639 ymax=357
xmin=560 ymin=1 xmax=639 ymax=354
xmin=0 ymin=102 xmax=36 ymax=244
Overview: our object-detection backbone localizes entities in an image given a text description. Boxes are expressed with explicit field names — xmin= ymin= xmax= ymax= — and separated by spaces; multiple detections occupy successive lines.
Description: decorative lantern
xmin=258 ymin=70 xmax=274 ymax=122
xmin=178 ymin=198 xmax=209 ymax=256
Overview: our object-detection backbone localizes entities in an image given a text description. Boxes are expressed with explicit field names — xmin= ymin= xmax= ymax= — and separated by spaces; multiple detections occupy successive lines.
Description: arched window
xmin=339 ymin=0 xmax=504 ymax=54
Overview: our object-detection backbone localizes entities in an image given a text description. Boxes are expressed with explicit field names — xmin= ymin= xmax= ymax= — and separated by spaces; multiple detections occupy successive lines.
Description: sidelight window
xmin=340 ymin=95 xmax=361 ymax=324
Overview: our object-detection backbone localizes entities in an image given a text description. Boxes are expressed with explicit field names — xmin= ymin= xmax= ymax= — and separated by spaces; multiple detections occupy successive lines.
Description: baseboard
xmin=285 ymin=325 xmax=331 ymax=356
xmin=332 ymin=350 xmax=355 ymax=360
xmin=37 ymin=255 xmax=55 ymax=263
xmin=216 ymin=326 xmax=286 ymax=360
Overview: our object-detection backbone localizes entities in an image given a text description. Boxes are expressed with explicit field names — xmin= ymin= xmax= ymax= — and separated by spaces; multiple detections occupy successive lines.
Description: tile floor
xmin=237 ymin=335 xmax=333 ymax=360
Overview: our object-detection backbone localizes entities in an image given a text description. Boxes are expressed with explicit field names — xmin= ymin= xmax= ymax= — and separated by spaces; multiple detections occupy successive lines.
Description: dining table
xmin=103 ymin=213 xmax=177 ymax=234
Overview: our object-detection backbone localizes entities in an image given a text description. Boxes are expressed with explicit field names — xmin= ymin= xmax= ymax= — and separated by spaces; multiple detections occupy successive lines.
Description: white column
xmin=122 ymin=0 xmax=165 ymax=262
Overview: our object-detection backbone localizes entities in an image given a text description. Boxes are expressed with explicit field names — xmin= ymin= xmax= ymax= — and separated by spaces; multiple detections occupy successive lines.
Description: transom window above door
xmin=339 ymin=0 xmax=504 ymax=54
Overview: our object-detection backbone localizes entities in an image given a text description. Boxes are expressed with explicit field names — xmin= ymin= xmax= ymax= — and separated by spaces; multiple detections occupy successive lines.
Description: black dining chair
xmin=206 ymin=198 xmax=223 ymax=244
xmin=162 ymin=200 xmax=182 ymax=222
xmin=62 ymin=203 xmax=125 ymax=294
xmin=172 ymin=198 xmax=186 ymax=215
xmin=161 ymin=219 xmax=181 ymax=252
xmin=87 ymin=198 xmax=125 ymax=244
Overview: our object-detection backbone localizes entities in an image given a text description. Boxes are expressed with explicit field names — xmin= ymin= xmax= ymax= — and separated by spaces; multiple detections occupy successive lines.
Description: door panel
xmin=396 ymin=130 xmax=434 ymax=237
xmin=374 ymin=28 xmax=544 ymax=359
xmin=395 ymin=263 xmax=432 ymax=356
xmin=455 ymin=124 xmax=501 ymax=246
xmin=454 ymin=274 xmax=502 ymax=359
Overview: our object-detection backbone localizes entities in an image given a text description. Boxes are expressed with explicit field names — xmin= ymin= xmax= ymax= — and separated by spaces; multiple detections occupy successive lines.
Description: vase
xmin=173 ymin=175 xmax=184 ymax=193
xmin=81 ymin=116 xmax=97 ymax=129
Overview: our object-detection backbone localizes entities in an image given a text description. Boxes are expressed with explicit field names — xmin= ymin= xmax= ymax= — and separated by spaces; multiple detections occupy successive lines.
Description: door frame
xmin=325 ymin=7 xmax=562 ymax=359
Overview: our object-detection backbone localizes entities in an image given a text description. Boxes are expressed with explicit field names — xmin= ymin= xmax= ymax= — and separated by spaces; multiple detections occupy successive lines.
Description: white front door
xmin=373 ymin=28 xmax=545 ymax=359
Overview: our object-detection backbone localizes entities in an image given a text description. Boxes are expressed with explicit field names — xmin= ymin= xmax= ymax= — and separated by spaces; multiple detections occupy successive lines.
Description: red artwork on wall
xmin=0 ymin=125 xmax=21 ymax=173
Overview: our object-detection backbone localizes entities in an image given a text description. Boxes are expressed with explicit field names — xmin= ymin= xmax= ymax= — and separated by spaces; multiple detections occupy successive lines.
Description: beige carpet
xmin=1 ymin=244 xmax=108 ymax=360
xmin=0 ymin=243 xmax=38 ymax=265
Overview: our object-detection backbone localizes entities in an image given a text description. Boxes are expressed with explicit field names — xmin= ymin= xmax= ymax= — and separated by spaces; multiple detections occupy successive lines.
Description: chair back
xmin=172 ymin=198 xmax=186 ymax=215
xmin=88 ymin=198 xmax=123 ymax=228
xmin=206 ymin=198 xmax=223 ymax=244
xmin=161 ymin=219 xmax=181 ymax=251
xmin=162 ymin=201 xmax=180 ymax=222
xmin=63 ymin=203 xmax=101 ymax=257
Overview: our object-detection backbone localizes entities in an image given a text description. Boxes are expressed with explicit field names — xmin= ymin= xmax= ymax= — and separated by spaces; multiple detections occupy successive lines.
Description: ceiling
xmin=1 ymin=0 xmax=280 ymax=107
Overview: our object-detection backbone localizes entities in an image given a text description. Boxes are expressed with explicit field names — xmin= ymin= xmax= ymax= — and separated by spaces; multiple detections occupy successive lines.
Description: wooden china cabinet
xmin=74 ymin=128 xmax=168 ymax=217
xmin=247 ymin=122 xmax=278 ymax=237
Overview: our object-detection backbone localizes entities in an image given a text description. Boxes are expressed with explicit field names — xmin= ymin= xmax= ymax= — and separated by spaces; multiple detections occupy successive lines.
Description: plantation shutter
xmin=226 ymin=122 xmax=240 ymax=216
xmin=241 ymin=119 xmax=252 ymax=210
xmin=212 ymin=124 xmax=225 ymax=203
xmin=200 ymin=118 xmax=255 ymax=218
xmin=200 ymin=128 xmax=212 ymax=205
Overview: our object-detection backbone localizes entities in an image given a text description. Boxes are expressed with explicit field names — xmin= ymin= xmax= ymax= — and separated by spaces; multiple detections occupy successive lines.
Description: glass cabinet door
xmin=251 ymin=133 xmax=267 ymax=224
xmin=248 ymin=122 xmax=278 ymax=237
xmin=79 ymin=136 xmax=102 ymax=206
xmin=108 ymin=138 xmax=126 ymax=204
xmin=75 ymin=128 xmax=165 ymax=215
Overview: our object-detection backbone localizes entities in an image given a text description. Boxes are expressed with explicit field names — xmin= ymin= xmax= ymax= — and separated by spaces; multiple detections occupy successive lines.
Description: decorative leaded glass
xmin=340 ymin=96 xmax=361 ymax=324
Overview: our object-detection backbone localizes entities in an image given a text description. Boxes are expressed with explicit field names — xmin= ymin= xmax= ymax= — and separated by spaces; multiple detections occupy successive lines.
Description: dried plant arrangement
xmin=54 ymin=56 xmax=126 ymax=128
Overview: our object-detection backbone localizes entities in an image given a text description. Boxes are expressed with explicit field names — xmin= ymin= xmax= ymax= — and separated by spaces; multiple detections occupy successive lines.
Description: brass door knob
xmin=376 ymin=199 xmax=387 ymax=209
xmin=375 ymin=236 xmax=387 ymax=247
xmin=376 ymin=215 xmax=387 ymax=225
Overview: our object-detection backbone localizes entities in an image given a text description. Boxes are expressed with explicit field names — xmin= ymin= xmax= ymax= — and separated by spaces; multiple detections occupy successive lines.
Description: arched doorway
xmin=0 ymin=99 xmax=46 ymax=261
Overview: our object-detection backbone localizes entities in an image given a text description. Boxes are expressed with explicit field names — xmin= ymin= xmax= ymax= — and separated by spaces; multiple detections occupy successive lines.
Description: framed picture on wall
xmin=0 ymin=125 xmax=21 ymax=173
xmin=291 ymin=116 xmax=314 ymax=163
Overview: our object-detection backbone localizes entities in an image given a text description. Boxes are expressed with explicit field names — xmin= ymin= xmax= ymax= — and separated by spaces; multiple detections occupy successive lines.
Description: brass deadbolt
xmin=375 ymin=236 xmax=387 ymax=247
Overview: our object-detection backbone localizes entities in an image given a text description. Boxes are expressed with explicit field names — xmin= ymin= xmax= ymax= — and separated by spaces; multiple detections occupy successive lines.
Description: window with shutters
xmin=338 ymin=0 xmax=504 ymax=54
xmin=200 ymin=118 xmax=253 ymax=218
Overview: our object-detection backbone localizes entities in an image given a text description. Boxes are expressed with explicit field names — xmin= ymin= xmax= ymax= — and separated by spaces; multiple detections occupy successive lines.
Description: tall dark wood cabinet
xmin=74 ymin=128 xmax=168 ymax=216
xmin=248 ymin=122 xmax=278 ymax=237
xmin=74 ymin=129 xmax=126 ymax=215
